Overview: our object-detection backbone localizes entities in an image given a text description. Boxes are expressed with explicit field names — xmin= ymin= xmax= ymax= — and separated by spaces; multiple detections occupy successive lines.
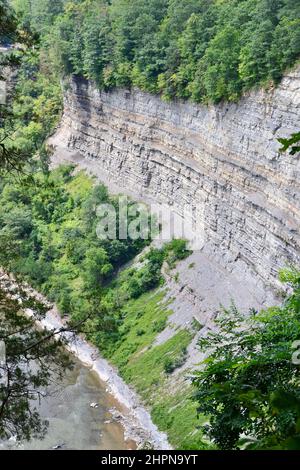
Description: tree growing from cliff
xmin=193 ymin=269 xmax=300 ymax=450
xmin=278 ymin=132 xmax=300 ymax=155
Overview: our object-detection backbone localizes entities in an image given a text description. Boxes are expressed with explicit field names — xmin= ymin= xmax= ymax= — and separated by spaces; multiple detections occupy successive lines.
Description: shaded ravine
xmin=0 ymin=271 xmax=171 ymax=450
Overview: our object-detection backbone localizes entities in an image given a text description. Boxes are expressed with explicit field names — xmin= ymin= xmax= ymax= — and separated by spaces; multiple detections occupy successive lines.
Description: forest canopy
xmin=10 ymin=0 xmax=300 ymax=103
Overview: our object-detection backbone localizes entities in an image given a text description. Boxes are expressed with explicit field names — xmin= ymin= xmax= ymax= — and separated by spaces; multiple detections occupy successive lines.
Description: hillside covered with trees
xmin=11 ymin=0 xmax=300 ymax=103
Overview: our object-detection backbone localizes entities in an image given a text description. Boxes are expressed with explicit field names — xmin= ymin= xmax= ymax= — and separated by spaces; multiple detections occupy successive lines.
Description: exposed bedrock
xmin=51 ymin=70 xmax=300 ymax=295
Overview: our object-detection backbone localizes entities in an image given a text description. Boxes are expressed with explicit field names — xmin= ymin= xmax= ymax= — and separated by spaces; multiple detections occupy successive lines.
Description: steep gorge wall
xmin=51 ymin=70 xmax=300 ymax=290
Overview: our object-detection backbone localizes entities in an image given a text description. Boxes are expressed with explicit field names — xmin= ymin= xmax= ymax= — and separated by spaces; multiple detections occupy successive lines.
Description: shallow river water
xmin=1 ymin=357 xmax=134 ymax=450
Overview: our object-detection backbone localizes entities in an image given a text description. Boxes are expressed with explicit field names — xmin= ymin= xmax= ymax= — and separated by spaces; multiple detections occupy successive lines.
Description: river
xmin=0 ymin=273 xmax=170 ymax=451
xmin=0 ymin=355 xmax=134 ymax=451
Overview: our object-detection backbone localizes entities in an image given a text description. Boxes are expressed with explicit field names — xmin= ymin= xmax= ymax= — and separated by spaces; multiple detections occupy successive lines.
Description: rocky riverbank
xmin=0 ymin=269 xmax=171 ymax=450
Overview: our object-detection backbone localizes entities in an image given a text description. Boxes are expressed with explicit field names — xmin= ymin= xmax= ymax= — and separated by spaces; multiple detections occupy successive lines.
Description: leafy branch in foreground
xmin=193 ymin=268 xmax=300 ymax=450
xmin=0 ymin=281 xmax=93 ymax=441
xmin=0 ymin=129 xmax=31 ymax=174
xmin=0 ymin=0 xmax=18 ymax=44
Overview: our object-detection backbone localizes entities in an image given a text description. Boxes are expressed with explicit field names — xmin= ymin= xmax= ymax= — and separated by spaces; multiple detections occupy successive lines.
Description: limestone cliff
xmin=50 ymin=69 xmax=300 ymax=293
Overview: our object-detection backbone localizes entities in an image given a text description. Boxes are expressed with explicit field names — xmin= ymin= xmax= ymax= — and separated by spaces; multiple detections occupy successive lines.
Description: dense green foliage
xmin=1 ymin=8 xmax=61 ymax=174
xmin=12 ymin=0 xmax=300 ymax=103
xmin=193 ymin=269 xmax=300 ymax=450
xmin=4 ymin=52 xmax=61 ymax=153
xmin=0 ymin=164 xmax=190 ymax=353
xmin=0 ymin=0 xmax=17 ymax=44
xmin=279 ymin=131 xmax=300 ymax=155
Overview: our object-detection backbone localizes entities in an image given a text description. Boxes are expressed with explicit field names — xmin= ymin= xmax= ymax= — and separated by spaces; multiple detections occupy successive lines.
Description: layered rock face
xmin=52 ymin=71 xmax=300 ymax=290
